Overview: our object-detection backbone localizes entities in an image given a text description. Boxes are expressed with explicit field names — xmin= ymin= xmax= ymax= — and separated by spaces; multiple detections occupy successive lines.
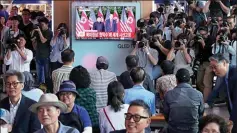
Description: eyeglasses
xmin=59 ymin=92 xmax=73 ymax=97
xmin=5 ymin=82 xmax=22 ymax=88
xmin=124 ymin=113 xmax=149 ymax=122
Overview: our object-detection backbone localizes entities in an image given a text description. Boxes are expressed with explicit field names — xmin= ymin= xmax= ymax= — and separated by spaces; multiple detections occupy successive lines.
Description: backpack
xmin=59 ymin=111 xmax=84 ymax=132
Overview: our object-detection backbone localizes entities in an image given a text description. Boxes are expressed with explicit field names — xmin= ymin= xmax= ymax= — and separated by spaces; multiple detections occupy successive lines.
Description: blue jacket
xmin=163 ymin=83 xmax=204 ymax=133
xmin=0 ymin=95 xmax=41 ymax=133
xmin=105 ymin=19 xmax=117 ymax=32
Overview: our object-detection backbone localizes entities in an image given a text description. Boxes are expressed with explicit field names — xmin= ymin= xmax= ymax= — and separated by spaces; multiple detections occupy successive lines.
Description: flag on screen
xmin=89 ymin=8 xmax=96 ymax=29
xmin=113 ymin=7 xmax=120 ymax=32
xmin=80 ymin=10 xmax=90 ymax=30
xmin=76 ymin=9 xmax=84 ymax=38
xmin=120 ymin=7 xmax=131 ymax=32
xmin=105 ymin=7 xmax=110 ymax=21
xmin=98 ymin=7 xmax=104 ymax=22
xmin=127 ymin=8 xmax=135 ymax=33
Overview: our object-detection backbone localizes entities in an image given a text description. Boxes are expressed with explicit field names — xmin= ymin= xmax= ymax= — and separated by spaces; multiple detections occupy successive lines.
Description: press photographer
xmin=194 ymin=26 xmax=215 ymax=102
xmin=167 ymin=33 xmax=194 ymax=76
xmin=31 ymin=17 xmax=53 ymax=85
xmin=4 ymin=34 xmax=33 ymax=72
xmin=203 ymin=0 xmax=230 ymax=19
xmin=131 ymin=32 xmax=158 ymax=80
xmin=50 ymin=23 xmax=70 ymax=72
xmin=212 ymin=32 xmax=235 ymax=64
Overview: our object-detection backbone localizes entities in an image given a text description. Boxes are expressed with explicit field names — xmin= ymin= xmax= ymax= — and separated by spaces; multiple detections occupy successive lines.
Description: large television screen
xmin=75 ymin=6 xmax=136 ymax=40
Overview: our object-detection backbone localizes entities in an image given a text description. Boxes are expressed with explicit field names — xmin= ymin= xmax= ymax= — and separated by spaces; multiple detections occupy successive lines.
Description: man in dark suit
xmin=93 ymin=16 xmax=105 ymax=32
xmin=0 ymin=70 xmax=41 ymax=133
xmin=119 ymin=55 xmax=154 ymax=93
xmin=209 ymin=54 xmax=237 ymax=133
xmin=110 ymin=100 xmax=151 ymax=133
xmin=105 ymin=14 xmax=117 ymax=32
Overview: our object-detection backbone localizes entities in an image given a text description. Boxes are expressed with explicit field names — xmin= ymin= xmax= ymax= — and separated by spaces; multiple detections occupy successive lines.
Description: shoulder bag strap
xmin=103 ymin=108 xmax=116 ymax=131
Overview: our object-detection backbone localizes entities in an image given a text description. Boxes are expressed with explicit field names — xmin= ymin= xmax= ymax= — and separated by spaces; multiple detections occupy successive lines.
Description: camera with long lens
xmin=192 ymin=59 xmax=201 ymax=73
xmin=194 ymin=35 xmax=203 ymax=42
xmin=218 ymin=35 xmax=227 ymax=44
xmin=59 ymin=27 xmax=67 ymax=35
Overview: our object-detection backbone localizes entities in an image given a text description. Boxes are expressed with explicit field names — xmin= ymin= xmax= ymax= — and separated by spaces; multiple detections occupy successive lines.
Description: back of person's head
xmin=153 ymin=29 xmax=163 ymax=36
xmin=0 ymin=4 xmax=3 ymax=10
xmin=161 ymin=60 xmax=174 ymax=75
xmin=61 ymin=49 xmax=74 ymax=63
xmin=177 ymin=33 xmax=188 ymax=40
xmin=69 ymin=65 xmax=91 ymax=88
xmin=129 ymin=100 xmax=151 ymax=117
xmin=130 ymin=67 xmax=146 ymax=84
xmin=107 ymin=81 xmax=125 ymax=112
xmin=199 ymin=114 xmax=229 ymax=133
xmin=176 ymin=68 xmax=190 ymax=83
xmin=125 ymin=55 xmax=139 ymax=70
xmin=30 ymin=11 xmax=37 ymax=20
xmin=38 ymin=16 xmax=49 ymax=24
xmin=96 ymin=56 xmax=109 ymax=70
xmin=22 ymin=9 xmax=30 ymax=14
xmin=23 ymin=71 xmax=34 ymax=91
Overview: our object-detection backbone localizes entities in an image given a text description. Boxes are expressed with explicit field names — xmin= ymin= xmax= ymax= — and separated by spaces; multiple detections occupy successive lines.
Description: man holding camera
xmin=195 ymin=26 xmax=215 ymax=102
xmin=203 ymin=0 xmax=230 ymax=19
xmin=4 ymin=35 xmax=33 ymax=72
xmin=131 ymin=38 xmax=158 ymax=80
xmin=31 ymin=17 xmax=53 ymax=84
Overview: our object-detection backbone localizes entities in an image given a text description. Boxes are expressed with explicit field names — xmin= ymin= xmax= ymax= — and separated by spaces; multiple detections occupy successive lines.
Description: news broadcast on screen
xmin=75 ymin=6 xmax=136 ymax=40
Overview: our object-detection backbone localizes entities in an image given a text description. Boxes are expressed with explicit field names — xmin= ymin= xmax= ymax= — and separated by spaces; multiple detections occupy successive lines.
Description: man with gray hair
xmin=208 ymin=53 xmax=237 ymax=133
xmin=0 ymin=70 xmax=41 ymax=133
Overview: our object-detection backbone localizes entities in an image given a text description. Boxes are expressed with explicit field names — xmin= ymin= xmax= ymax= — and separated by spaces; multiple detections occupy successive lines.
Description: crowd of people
xmin=0 ymin=0 xmax=237 ymax=133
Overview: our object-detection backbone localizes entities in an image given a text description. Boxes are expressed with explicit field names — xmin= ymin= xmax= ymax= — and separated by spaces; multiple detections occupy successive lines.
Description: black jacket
xmin=0 ymin=95 xmax=41 ymax=133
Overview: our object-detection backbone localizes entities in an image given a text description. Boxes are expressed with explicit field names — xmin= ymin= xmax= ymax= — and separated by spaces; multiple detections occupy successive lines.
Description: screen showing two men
xmin=75 ymin=6 xmax=136 ymax=40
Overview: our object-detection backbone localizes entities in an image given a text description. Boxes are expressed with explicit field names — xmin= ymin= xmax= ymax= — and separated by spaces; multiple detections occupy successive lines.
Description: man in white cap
xmin=29 ymin=93 xmax=80 ymax=133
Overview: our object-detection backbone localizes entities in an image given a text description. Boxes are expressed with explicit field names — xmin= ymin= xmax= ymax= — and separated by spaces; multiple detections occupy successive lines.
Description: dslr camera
xmin=174 ymin=41 xmax=182 ymax=48
xmin=194 ymin=35 xmax=203 ymax=42
xmin=218 ymin=35 xmax=227 ymax=43
xmin=32 ymin=24 xmax=39 ymax=30
xmin=6 ymin=38 xmax=18 ymax=51
xmin=138 ymin=41 xmax=146 ymax=48
xmin=211 ymin=17 xmax=218 ymax=25
xmin=59 ymin=27 xmax=67 ymax=35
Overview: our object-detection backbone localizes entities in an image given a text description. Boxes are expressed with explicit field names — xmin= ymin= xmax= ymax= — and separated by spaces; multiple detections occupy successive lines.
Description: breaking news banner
xmin=75 ymin=6 xmax=136 ymax=40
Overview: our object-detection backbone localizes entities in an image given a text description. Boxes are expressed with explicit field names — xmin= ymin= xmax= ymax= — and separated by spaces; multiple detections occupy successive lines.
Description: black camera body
xmin=59 ymin=27 xmax=67 ymax=35
xmin=138 ymin=41 xmax=146 ymax=48
xmin=32 ymin=24 xmax=39 ymax=30
xmin=6 ymin=38 xmax=18 ymax=51
xmin=175 ymin=41 xmax=182 ymax=48
xmin=194 ymin=35 xmax=203 ymax=42
xmin=218 ymin=35 xmax=227 ymax=43
xmin=211 ymin=17 xmax=218 ymax=25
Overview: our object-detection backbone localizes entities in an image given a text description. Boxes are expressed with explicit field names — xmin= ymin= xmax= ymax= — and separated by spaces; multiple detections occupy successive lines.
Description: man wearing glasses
xmin=208 ymin=54 xmax=237 ymax=133
xmin=0 ymin=70 xmax=41 ymax=133
xmin=110 ymin=100 xmax=151 ymax=133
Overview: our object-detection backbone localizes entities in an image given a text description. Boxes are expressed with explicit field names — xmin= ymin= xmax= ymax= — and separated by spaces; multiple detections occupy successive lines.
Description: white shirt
xmin=9 ymin=95 xmax=22 ymax=124
xmin=4 ymin=48 xmax=33 ymax=72
xmin=99 ymin=104 xmax=129 ymax=133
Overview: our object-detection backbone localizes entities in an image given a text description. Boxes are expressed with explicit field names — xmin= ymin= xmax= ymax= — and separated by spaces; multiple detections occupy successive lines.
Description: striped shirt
xmin=90 ymin=69 xmax=117 ymax=112
xmin=52 ymin=65 xmax=73 ymax=93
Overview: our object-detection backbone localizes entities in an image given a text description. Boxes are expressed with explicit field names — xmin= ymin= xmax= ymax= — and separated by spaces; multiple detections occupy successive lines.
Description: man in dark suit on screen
xmin=93 ymin=16 xmax=105 ymax=32
xmin=0 ymin=70 xmax=41 ymax=133
xmin=209 ymin=54 xmax=237 ymax=133
xmin=105 ymin=14 xmax=117 ymax=32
